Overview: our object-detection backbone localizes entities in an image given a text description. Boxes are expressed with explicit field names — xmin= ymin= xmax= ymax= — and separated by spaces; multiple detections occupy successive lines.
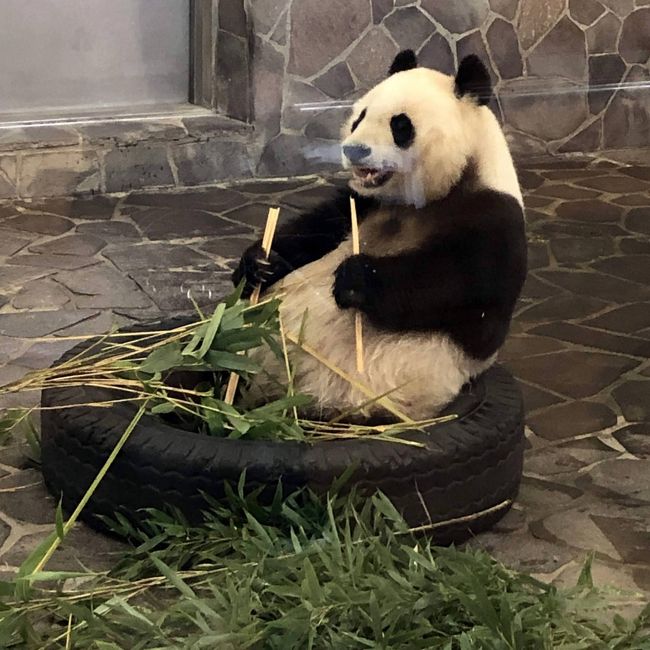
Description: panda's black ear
xmin=389 ymin=49 xmax=417 ymax=76
xmin=455 ymin=55 xmax=492 ymax=106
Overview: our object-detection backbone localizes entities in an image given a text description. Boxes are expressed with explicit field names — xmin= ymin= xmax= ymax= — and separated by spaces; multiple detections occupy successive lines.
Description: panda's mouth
xmin=352 ymin=167 xmax=394 ymax=188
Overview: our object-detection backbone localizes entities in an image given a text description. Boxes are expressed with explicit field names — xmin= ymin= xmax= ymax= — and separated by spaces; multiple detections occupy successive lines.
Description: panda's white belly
xmin=248 ymin=238 xmax=495 ymax=421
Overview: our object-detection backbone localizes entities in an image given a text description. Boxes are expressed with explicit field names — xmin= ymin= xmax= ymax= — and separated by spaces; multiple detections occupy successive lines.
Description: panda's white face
xmin=341 ymin=67 xmax=477 ymax=206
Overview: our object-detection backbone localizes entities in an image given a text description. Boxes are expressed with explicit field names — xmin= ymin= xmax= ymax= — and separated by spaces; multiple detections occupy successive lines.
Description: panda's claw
xmin=232 ymin=242 xmax=290 ymax=296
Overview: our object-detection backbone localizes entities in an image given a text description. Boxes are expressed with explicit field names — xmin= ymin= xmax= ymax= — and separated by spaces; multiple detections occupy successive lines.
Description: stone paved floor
xmin=0 ymin=163 xmax=649 ymax=610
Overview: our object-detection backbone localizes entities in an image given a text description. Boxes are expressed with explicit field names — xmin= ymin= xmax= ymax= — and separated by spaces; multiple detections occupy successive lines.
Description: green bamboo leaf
xmin=225 ymin=282 xmax=244 ymax=307
xmin=218 ymin=328 xmax=269 ymax=352
xmin=197 ymin=303 xmax=226 ymax=358
xmin=372 ymin=492 xmax=408 ymax=528
xmin=111 ymin=360 xmax=140 ymax=370
xmin=248 ymin=394 xmax=311 ymax=417
xmin=301 ymin=557 xmax=321 ymax=603
xmin=181 ymin=325 xmax=207 ymax=357
xmin=17 ymin=402 xmax=149 ymax=596
xmin=113 ymin=596 xmax=156 ymax=628
xmin=55 ymin=498 xmax=65 ymax=541
xmin=262 ymin=332 xmax=284 ymax=360
xmin=226 ymin=414 xmax=251 ymax=437
xmin=27 ymin=570 xmax=97 ymax=583
xmin=150 ymin=555 xmax=198 ymax=599
xmin=25 ymin=421 xmax=41 ymax=463
xmin=140 ymin=343 xmax=185 ymax=373
xmin=247 ymin=297 xmax=281 ymax=324
xmin=237 ymin=469 xmax=248 ymax=499
xmin=459 ymin=633 xmax=474 ymax=650
xmin=577 ymin=554 xmax=594 ymax=590
xmin=220 ymin=304 xmax=246 ymax=332
xmin=403 ymin=547 xmax=437 ymax=573
xmin=151 ymin=402 xmax=176 ymax=415
xmin=205 ymin=350 xmax=259 ymax=372
xmin=369 ymin=590 xmax=383 ymax=641
xmin=17 ymin=531 xmax=58 ymax=579
xmin=0 ymin=409 xmax=26 ymax=438
xmin=330 ymin=464 xmax=357 ymax=494
xmin=298 ymin=308 xmax=309 ymax=345
xmin=265 ymin=584 xmax=302 ymax=599
xmin=0 ymin=580 xmax=15 ymax=596
xmin=290 ymin=528 xmax=303 ymax=554
xmin=205 ymin=410 xmax=226 ymax=436
xmin=245 ymin=512 xmax=275 ymax=550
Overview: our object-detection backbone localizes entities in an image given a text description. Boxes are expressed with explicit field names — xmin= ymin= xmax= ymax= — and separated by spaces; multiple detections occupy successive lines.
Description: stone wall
xmin=0 ymin=113 xmax=254 ymax=199
xmin=247 ymin=0 xmax=650 ymax=176
xmin=2 ymin=0 xmax=648 ymax=198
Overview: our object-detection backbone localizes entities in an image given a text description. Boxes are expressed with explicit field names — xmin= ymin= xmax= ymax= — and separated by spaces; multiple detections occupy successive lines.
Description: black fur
xmin=455 ymin=55 xmax=493 ymax=106
xmin=233 ymin=176 xmax=526 ymax=361
xmin=232 ymin=189 xmax=378 ymax=297
xmin=232 ymin=243 xmax=292 ymax=293
xmin=390 ymin=113 xmax=415 ymax=148
xmin=333 ymin=253 xmax=374 ymax=309
xmin=234 ymin=177 xmax=526 ymax=359
xmin=389 ymin=49 xmax=418 ymax=75
xmin=351 ymin=108 xmax=367 ymax=133
xmin=332 ymin=180 xmax=526 ymax=359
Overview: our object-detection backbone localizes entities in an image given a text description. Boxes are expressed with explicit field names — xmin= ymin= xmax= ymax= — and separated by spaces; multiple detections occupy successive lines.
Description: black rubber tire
xmin=41 ymin=319 xmax=525 ymax=544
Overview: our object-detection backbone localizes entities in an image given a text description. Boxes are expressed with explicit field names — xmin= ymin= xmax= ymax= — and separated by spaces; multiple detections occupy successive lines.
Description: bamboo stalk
xmin=349 ymin=198 xmax=364 ymax=374
xmin=28 ymin=400 xmax=149 ymax=576
xmin=224 ymin=207 xmax=280 ymax=404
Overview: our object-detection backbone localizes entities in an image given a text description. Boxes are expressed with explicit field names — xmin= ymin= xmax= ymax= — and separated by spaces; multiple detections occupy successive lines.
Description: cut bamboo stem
xmin=349 ymin=197 xmax=365 ymax=374
xmin=224 ymin=207 xmax=280 ymax=405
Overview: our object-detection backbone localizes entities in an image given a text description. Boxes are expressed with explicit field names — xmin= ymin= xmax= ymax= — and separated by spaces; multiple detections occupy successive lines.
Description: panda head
xmin=342 ymin=50 xmax=494 ymax=206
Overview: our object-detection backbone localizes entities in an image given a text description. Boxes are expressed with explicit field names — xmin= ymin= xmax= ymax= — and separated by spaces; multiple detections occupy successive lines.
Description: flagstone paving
xmin=0 ymin=163 xmax=649 ymax=612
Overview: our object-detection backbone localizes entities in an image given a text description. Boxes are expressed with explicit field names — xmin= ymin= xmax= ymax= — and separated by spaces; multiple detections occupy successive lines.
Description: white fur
xmin=249 ymin=239 xmax=495 ymax=420
xmin=471 ymin=108 xmax=523 ymax=206
xmin=247 ymin=65 xmax=520 ymax=420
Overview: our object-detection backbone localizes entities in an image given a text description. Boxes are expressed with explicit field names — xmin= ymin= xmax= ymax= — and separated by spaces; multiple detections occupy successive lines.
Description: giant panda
xmin=233 ymin=50 xmax=527 ymax=422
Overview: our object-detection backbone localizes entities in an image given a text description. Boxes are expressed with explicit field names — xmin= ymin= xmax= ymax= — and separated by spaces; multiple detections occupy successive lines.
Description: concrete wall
xmin=0 ymin=0 xmax=189 ymax=114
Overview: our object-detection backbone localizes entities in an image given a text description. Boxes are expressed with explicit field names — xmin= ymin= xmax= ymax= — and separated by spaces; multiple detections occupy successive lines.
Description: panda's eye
xmin=351 ymin=108 xmax=367 ymax=133
xmin=390 ymin=113 xmax=415 ymax=148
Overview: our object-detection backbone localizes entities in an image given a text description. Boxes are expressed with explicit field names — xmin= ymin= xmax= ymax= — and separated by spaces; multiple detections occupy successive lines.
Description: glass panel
xmin=0 ymin=0 xmax=189 ymax=116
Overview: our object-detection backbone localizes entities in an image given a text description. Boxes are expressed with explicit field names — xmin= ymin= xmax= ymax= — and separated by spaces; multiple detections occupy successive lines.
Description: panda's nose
xmin=343 ymin=144 xmax=371 ymax=164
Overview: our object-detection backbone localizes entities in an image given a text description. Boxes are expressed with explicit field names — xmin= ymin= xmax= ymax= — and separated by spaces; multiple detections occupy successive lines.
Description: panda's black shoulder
xmin=451 ymin=186 xmax=525 ymax=238
xmin=431 ymin=161 xmax=525 ymax=237
xmin=435 ymin=186 xmax=527 ymax=283
xmin=472 ymin=188 xmax=523 ymax=220
xmin=451 ymin=186 xmax=528 ymax=287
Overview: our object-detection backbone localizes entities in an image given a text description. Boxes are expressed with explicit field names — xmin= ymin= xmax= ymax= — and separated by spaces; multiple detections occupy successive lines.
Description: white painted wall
xmin=0 ymin=0 xmax=189 ymax=115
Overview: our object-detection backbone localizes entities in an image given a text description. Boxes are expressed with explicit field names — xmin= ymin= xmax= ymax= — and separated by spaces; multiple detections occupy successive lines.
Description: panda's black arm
xmin=334 ymin=226 xmax=526 ymax=332
xmin=233 ymin=188 xmax=377 ymax=294
xmin=272 ymin=189 xmax=376 ymax=267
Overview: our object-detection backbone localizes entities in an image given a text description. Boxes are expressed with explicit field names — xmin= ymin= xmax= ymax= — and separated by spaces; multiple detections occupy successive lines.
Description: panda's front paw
xmin=232 ymin=243 xmax=289 ymax=297
xmin=333 ymin=254 xmax=374 ymax=310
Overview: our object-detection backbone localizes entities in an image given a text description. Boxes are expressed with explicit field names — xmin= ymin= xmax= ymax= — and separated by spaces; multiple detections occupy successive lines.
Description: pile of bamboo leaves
xmin=0 ymin=286 xmax=453 ymax=446
xmin=1 ymin=484 xmax=648 ymax=649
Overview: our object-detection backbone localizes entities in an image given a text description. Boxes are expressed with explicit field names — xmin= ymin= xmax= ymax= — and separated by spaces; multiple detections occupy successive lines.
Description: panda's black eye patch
xmin=351 ymin=108 xmax=366 ymax=133
xmin=390 ymin=113 xmax=415 ymax=148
